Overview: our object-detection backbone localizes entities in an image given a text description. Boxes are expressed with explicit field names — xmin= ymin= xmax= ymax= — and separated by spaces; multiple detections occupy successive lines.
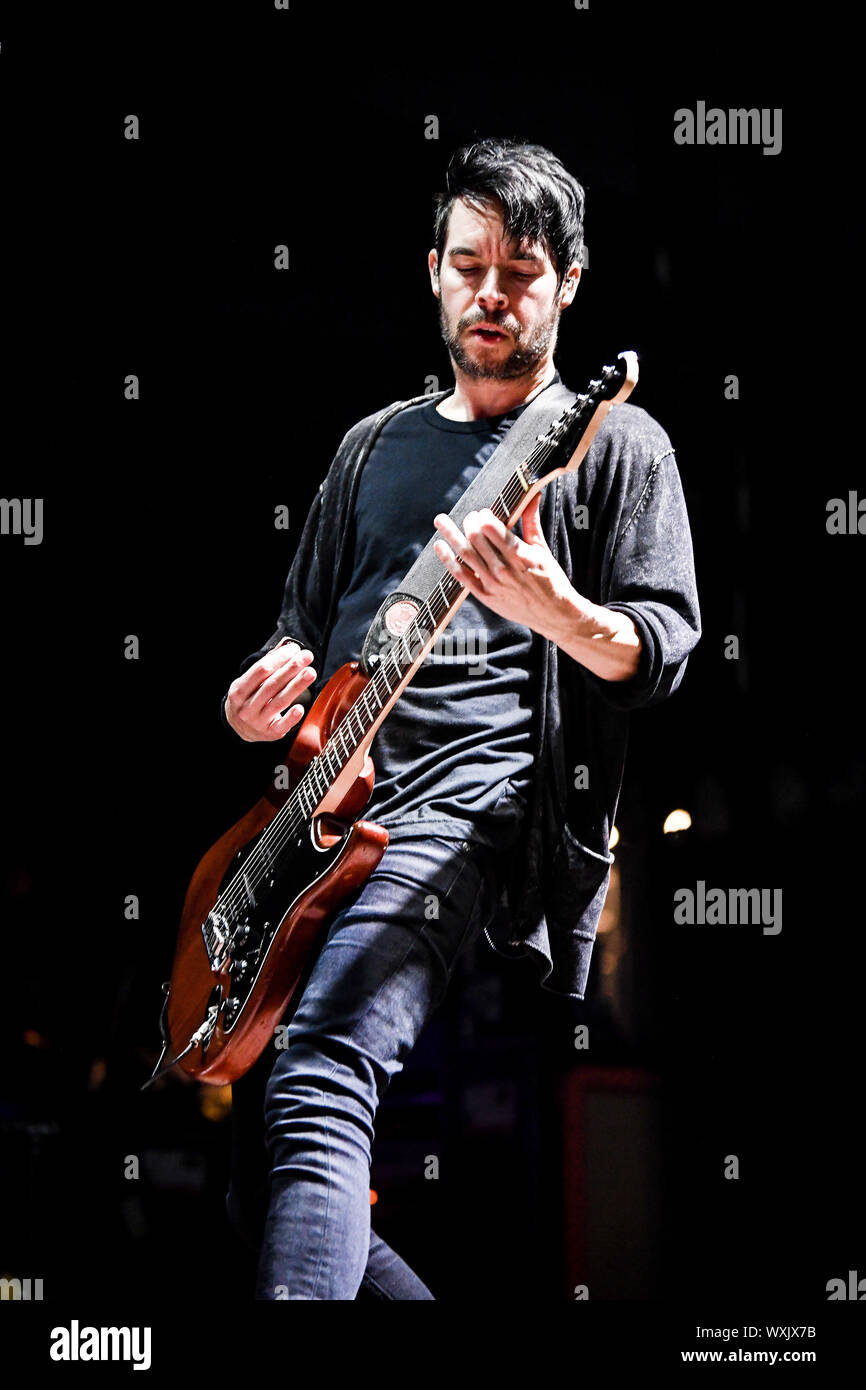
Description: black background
xmin=1 ymin=0 xmax=862 ymax=1339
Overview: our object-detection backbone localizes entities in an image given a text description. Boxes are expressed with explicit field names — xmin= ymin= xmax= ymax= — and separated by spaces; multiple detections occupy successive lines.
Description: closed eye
xmin=456 ymin=267 xmax=537 ymax=280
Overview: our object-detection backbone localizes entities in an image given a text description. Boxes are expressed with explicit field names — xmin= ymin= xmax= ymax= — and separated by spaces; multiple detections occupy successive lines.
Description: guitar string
xmin=207 ymin=382 xmax=608 ymax=946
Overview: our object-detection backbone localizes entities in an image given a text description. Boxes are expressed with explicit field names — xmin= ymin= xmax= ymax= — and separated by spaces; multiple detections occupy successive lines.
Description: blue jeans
xmin=225 ymin=832 xmax=503 ymax=1300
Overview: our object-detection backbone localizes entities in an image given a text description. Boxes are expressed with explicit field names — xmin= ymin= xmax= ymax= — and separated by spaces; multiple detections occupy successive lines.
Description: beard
xmin=437 ymin=298 xmax=560 ymax=380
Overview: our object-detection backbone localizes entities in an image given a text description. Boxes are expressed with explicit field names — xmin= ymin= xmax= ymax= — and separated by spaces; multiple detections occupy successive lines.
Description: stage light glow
xmin=663 ymin=808 xmax=692 ymax=834
xmin=199 ymin=1084 xmax=233 ymax=1122
xmin=609 ymin=826 xmax=620 ymax=849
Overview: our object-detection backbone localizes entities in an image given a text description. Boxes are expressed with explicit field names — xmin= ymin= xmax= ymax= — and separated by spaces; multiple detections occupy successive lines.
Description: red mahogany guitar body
xmin=165 ymin=662 xmax=388 ymax=1084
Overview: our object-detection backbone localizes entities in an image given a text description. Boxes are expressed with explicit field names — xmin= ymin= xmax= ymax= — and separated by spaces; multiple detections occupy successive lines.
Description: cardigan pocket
xmin=548 ymin=823 xmax=614 ymax=938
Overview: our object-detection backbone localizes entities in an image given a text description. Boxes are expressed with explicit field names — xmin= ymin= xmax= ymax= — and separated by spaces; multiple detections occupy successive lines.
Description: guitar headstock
xmin=530 ymin=350 xmax=639 ymax=483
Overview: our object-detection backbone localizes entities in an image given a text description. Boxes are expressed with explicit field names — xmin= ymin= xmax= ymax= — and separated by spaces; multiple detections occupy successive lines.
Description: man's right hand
xmin=224 ymin=638 xmax=318 ymax=742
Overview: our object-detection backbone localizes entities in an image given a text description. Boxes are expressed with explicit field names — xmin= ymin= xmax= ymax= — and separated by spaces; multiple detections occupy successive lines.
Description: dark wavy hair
xmin=433 ymin=138 xmax=585 ymax=287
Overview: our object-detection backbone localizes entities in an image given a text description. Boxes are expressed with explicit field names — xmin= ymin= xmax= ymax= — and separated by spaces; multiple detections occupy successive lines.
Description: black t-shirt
xmin=320 ymin=391 xmax=545 ymax=850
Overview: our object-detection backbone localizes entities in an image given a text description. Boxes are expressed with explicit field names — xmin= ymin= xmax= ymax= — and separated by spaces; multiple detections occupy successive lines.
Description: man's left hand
xmin=432 ymin=494 xmax=577 ymax=638
xmin=432 ymin=494 xmax=642 ymax=681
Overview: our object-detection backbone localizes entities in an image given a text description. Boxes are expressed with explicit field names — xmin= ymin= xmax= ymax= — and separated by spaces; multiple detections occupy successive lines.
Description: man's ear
xmin=428 ymin=249 xmax=440 ymax=297
xmin=559 ymin=261 xmax=581 ymax=309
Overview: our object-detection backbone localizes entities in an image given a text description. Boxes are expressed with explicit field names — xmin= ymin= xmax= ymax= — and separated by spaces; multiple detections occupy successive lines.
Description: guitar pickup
xmin=201 ymin=910 xmax=231 ymax=973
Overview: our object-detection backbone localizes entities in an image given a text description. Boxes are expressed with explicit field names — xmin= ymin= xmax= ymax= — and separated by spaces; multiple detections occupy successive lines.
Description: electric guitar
xmin=148 ymin=351 xmax=638 ymax=1087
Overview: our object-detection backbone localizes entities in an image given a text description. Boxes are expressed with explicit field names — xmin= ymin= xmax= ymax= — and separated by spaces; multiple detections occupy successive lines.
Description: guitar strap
xmin=358 ymin=378 xmax=577 ymax=675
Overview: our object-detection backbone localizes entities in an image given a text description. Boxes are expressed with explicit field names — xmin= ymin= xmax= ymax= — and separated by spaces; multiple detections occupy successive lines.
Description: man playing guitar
xmin=220 ymin=137 xmax=700 ymax=1299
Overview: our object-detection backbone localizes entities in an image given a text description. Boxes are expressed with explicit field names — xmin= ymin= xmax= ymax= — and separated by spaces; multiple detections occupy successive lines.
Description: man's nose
xmin=475 ymin=269 xmax=507 ymax=312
